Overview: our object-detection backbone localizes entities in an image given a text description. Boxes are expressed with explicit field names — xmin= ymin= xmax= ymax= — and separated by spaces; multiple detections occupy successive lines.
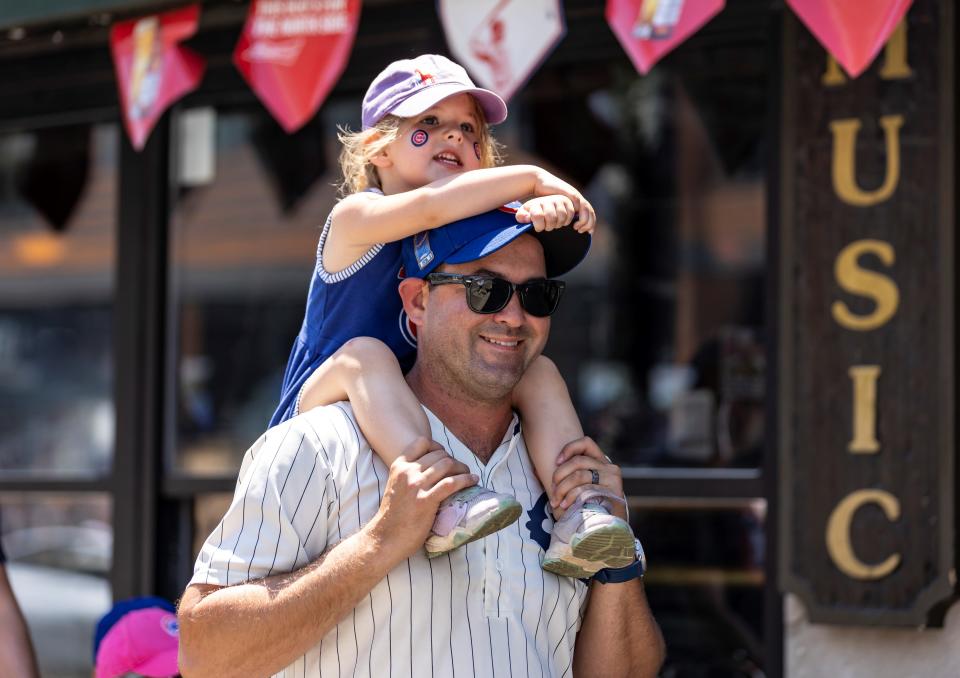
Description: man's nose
xmin=491 ymin=291 xmax=525 ymax=327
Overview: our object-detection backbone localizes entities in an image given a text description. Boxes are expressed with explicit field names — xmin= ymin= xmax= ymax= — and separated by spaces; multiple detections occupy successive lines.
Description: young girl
xmin=271 ymin=54 xmax=636 ymax=578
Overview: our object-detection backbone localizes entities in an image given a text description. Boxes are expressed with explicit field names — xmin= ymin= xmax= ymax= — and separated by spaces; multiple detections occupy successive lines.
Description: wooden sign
xmin=778 ymin=0 xmax=954 ymax=626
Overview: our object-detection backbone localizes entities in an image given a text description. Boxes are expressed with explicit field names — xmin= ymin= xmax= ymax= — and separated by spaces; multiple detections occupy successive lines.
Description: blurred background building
xmin=0 ymin=1 xmax=954 ymax=676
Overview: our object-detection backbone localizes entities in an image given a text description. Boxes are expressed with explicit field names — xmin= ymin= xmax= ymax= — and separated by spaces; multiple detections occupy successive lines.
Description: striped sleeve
xmin=190 ymin=419 xmax=334 ymax=586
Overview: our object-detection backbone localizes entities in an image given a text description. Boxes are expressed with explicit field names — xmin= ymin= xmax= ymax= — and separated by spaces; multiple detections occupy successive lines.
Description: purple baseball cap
xmin=362 ymin=54 xmax=508 ymax=130
xmin=401 ymin=203 xmax=591 ymax=279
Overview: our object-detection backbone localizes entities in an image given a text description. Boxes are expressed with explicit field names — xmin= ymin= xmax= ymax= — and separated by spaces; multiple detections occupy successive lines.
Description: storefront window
xmin=631 ymin=501 xmax=766 ymax=675
xmin=526 ymin=44 xmax=767 ymax=471
xmin=0 ymin=125 xmax=117 ymax=477
xmin=169 ymin=105 xmax=349 ymax=474
xmin=507 ymin=11 xmax=773 ymax=672
xmin=1 ymin=492 xmax=113 ymax=678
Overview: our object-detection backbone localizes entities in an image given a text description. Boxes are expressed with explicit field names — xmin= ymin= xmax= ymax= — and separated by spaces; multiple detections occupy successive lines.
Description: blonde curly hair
xmin=337 ymin=97 xmax=503 ymax=196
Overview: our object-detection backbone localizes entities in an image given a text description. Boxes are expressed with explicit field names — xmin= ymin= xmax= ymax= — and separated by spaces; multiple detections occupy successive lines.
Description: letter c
xmin=825 ymin=489 xmax=901 ymax=580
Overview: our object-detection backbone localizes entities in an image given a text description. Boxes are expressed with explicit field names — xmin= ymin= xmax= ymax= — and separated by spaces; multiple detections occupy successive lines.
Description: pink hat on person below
xmin=95 ymin=606 xmax=180 ymax=678
xmin=361 ymin=54 xmax=508 ymax=129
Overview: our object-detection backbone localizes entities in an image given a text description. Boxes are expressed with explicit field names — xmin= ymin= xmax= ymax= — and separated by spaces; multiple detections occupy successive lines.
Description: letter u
xmin=830 ymin=115 xmax=904 ymax=207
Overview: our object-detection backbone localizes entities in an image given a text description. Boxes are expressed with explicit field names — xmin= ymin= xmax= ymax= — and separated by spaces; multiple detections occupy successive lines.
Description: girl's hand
xmin=530 ymin=169 xmax=597 ymax=234
xmin=516 ymin=196 xmax=576 ymax=232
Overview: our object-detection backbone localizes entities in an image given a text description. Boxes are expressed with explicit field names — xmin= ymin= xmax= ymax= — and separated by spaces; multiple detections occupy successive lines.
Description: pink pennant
xmin=606 ymin=0 xmax=725 ymax=75
xmin=439 ymin=0 xmax=566 ymax=102
xmin=233 ymin=0 xmax=362 ymax=132
xmin=786 ymin=0 xmax=913 ymax=78
xmin=110 ymin=6 xmax=206 ymax=151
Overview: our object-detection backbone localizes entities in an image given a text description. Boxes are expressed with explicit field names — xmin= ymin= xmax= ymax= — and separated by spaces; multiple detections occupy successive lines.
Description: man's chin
xmin=469 ymin=361 xmax=527 ymax=397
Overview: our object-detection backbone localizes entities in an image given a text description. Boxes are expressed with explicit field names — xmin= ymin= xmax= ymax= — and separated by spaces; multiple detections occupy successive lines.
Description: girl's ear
xmin=367 ymin=132 xmax=392 ymax=169
xmin=398 ymin=277 xmax=428 ymax=325
xmin=369 ymin=150 xmax=392 ymax=169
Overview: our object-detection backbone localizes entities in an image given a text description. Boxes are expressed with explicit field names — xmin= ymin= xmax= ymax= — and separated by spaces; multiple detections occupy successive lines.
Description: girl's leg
xmin=513 ymin=356 xmax=635 ymax=578
xmin=298 ymin=337 xmax=429 ymax=464
xmin=511 ymin=355 xmax=584 ymax=513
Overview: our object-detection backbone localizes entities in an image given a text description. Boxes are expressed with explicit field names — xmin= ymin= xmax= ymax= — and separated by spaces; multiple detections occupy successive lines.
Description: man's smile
xmin=481 ymin=336 xmax=520 ymax=348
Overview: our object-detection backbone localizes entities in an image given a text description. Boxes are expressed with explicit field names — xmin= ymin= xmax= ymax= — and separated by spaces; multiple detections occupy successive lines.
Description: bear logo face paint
xmin=411 ymin=129 xmax=428 ymax=147
xmin=473 ymin=142 xmax=481 ymax=160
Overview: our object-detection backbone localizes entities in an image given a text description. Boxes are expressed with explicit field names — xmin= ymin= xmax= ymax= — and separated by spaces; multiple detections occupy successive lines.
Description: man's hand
xmin=550 ymin=437 xmax=627 ymax=520
xmin=558 ymin=441 xmax=665 ymax=677
xmin=366 ymin=437 xmax=478 ymax=559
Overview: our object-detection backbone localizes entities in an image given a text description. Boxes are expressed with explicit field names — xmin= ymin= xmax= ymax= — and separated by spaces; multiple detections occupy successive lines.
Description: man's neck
xmin=406 ymin=365 xmax=514 ymax=464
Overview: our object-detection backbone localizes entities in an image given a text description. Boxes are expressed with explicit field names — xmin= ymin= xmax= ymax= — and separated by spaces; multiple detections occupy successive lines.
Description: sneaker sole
xmin=541 ymin=523 xmax=635 ymax=578
xmin=425 ymin=499 xmax=523 ymax=558
xmin=541 ymin=555 xmax=595 ymax=579
xmin=571 ymin=523 xmax=635 ymax=569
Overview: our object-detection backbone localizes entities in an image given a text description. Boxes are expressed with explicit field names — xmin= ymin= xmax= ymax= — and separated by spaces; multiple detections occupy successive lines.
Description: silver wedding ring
xmin=590 ymin=469 xmax=600 ymax=485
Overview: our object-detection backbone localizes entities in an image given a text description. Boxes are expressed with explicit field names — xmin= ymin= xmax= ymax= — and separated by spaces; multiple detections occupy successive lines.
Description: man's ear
xmin=398 ymin=277 xmax=428 ymax=325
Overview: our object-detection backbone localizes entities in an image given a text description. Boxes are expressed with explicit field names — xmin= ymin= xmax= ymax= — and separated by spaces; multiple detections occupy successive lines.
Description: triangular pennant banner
xmin=606 ymin=0 xmax=725 ymax=75
xmin=233 ymin=0 xmax=362 ymax=132
xmin=439 ymin=0 xmax=566 ymax=102
xmin=110 ymin=5 xmax=206 ymax=151
xmin=786 ymin=0 xmax=913 ymax=78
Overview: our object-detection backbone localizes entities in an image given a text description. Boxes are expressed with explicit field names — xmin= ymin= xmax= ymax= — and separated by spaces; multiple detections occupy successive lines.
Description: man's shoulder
xmin=287 ymin=401 xmax=368 ymax=449
xmin=238 ymin=403 xmax=369 ymax=484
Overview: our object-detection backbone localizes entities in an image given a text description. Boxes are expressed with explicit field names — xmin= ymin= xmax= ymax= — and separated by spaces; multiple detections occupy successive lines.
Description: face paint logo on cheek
xmin=473 ymin=142 xmax=481 ymax=161
xmin=411 ymin=129 xmax=428 ymax=147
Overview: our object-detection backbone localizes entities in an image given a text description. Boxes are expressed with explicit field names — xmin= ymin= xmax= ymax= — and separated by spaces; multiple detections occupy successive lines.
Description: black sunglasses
xmin=426 ymin=272 xmax=565 ymax=317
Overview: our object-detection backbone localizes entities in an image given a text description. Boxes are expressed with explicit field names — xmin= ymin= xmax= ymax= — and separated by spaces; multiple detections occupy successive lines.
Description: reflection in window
xmin=530 ymin=39 xmax=767 ymax=470
xmin=1 ymin=492 xmax=112 ymax=677
xmin=192 ymin=492 xmax=233 ymax=561
xmin=631 ymin=501 xmax=767 ymax=676
xmin=0 ymin=125 xmax=117 ymax=476
xmin=170 ymin=107 xmax=345 ymax=474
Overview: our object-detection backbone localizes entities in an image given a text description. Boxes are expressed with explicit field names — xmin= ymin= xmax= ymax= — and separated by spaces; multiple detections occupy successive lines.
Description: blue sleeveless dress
xmin=269 ymin=200 xmax=417 ymax=426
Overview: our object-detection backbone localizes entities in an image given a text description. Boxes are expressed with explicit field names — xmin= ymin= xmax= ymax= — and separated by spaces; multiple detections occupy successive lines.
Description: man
xmin=0 ymin=529 xmax=41 ymax=677
xmin=178 ymin=208 xmax=665 ymax=677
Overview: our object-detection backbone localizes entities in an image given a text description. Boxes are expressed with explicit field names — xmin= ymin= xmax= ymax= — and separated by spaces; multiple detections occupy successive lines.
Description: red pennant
xmin=606 ymin=0 xmax=724 ymax=75
xmin=233 ymin=0 xmax=362 ymax=133
xmin=439 ymin=0 xmax=566 ymax=102
xmin=786 ymin=0 xmax=913 ymax=78
xmin=110 ymin=6 xmax=206 ymax=151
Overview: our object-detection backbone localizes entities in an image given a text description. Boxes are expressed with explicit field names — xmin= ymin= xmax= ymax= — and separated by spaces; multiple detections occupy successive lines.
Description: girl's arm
xmin=329 ymin=164 xmax=595 ymax=257
xmin=512 ymin=355 xmax=586 ymax=512
xmin=296 ymin=338 xmax=432 ymax=466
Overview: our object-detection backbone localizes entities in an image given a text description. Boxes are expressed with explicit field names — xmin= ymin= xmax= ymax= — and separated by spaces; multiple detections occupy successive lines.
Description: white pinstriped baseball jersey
xmin=191 ymin=402 xmax=589 ymax=678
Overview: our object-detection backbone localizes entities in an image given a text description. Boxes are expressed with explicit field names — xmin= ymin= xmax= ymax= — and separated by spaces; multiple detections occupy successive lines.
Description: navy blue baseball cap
xmin=401 ymin=204 xmax=591 ymax=279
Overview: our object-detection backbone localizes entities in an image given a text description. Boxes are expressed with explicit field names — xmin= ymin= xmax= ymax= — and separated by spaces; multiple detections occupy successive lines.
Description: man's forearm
xmin=178 ymin=521 xmax=405 ymax=677
xmin=573 ymin=579 xmax=665 ymax=678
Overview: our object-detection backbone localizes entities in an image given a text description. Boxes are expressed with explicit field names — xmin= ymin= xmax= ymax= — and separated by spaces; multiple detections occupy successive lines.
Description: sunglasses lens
xmin=466 ymin=277 xmax=512 ymax=313
xmin=519 ymin=281 xmax=563 ymax=317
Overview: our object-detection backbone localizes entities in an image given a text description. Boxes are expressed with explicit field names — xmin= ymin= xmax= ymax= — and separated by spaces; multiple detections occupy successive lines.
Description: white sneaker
xmin=424 ymin=485 xmax=522 ymax=558
xmin=541 ymin=491 xmax=636 ymax=578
